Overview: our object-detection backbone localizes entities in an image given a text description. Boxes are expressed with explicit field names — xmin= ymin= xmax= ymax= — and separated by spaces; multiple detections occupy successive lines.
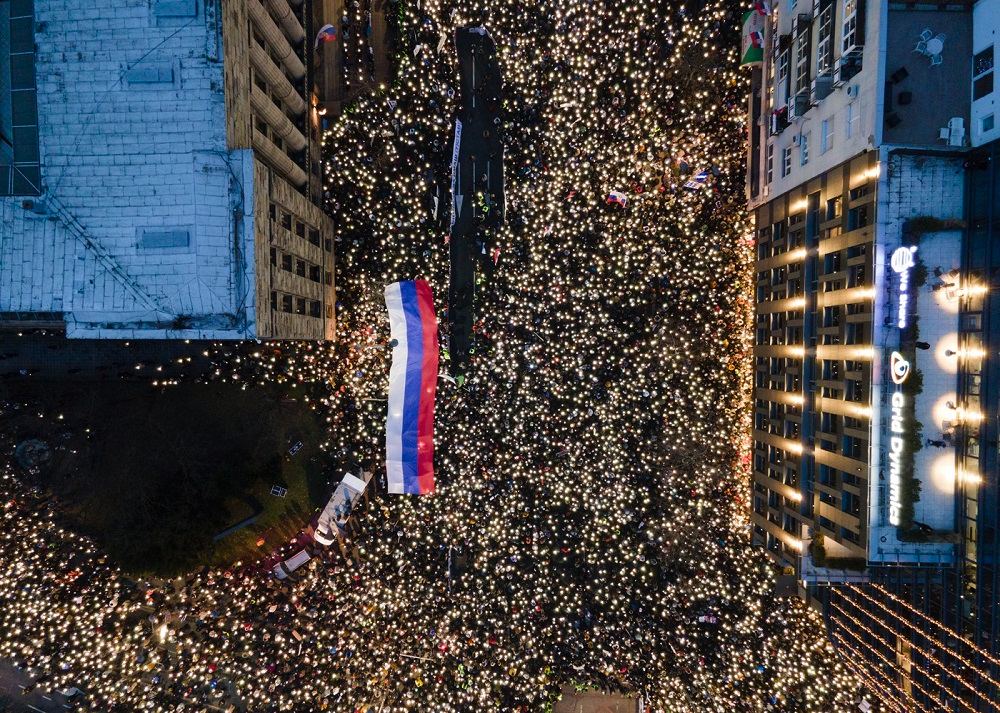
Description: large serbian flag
xmin=385 ymin=280 xmax=438 ymax=495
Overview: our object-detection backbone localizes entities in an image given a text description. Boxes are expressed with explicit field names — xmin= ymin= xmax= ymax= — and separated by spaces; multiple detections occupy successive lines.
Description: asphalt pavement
xmin=0 ymin=662 xmax=75 ymax=712
xmin=449 ymin=26 xmax=505 ymax=373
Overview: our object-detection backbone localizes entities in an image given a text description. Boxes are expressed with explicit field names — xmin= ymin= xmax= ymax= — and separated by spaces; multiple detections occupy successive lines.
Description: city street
xmin=449 ymin=26 xmax=505 ymax=373
xmin=0 ymin=662 xmax=74 ymax=712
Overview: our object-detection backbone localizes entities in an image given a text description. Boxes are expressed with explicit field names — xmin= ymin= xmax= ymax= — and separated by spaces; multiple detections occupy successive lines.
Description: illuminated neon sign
xmin=891 ymin=246 xmax=918 ymax=329
xmin=887 ymin=350 xmax=911 ymax=527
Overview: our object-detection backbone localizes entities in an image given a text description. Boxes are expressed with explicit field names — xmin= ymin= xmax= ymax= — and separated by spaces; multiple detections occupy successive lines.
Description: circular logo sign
xmin=890 ymin=246 xmax=916 ymax=273
xmin=890 ymin=351 xmax=911 ymax=385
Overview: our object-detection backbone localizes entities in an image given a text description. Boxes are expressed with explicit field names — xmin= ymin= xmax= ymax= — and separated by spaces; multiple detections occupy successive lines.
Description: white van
xmin=272 ymin=549 xmax=311 ymax=580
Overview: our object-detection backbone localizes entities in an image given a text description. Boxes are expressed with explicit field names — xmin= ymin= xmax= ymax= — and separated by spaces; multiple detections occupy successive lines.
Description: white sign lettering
xmin=887 ymin=353 xmax=910 ymax=526
xmin=891 ymin=246 xmax=918 ymax=329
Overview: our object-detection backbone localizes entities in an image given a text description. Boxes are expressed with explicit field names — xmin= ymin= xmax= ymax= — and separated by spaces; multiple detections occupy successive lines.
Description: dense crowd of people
xmin=0 ymin=0 xmax=864 ymax=710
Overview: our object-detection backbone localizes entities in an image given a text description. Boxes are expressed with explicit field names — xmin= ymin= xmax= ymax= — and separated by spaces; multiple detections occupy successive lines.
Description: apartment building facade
xmin=0 ymin=0 xmax=335 ymax=339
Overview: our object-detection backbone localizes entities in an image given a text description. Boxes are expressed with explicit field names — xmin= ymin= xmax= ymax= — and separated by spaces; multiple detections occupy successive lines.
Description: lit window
xmin=842 ymin=0 xmax=863 ymax=53
xmin=816 ymin=2 xmax=834 ymax=74
xmin=973 ymin=46 xmax=994 ymax=101
xmin=799 ymin=133 xmax=810 ymax=166
xmin=766 ymin=143 xmax=774 ymax=183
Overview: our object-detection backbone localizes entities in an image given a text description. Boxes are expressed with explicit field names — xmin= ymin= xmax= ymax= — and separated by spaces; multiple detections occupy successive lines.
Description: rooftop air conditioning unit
xmin=789 ymin=91 xmax=811 ymax=120
xmin=837 ymin=49 xmax=864 ymax=83
xmin=811 ymin=73 xmax=834 ymax=102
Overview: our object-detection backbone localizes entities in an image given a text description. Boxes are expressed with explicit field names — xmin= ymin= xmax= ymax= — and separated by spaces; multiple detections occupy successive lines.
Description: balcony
xmin=249 ymin=0 xmax=306 ymax=81
xmin=250 ymin=84 xmax=307 ymax=152
xmin=250 ymin=42 xmax=307 ymax=116
xmin=252 ymin=130 xmax=307 ymax=187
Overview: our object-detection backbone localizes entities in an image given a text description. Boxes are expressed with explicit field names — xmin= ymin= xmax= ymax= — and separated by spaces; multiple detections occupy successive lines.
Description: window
xmin=782 ymin=147 xmax=793 ymax=177
xmin=281 ymin=211 xmax=292 ymax=230
xmin=309 ymin=300 xmax=322 ymax=318
xmin=295 ymin=259 xmax=306 ymax=278
xmin=280 ymin=253 xmax=292 ymax=271
xmin=281 ymin=294 xmax=293 ymax=313
xmin=845 ymin=101 xmax=860 ymax=139
xmin=973 ymin=46 xmax=994 ymax=102
xmin=270 ymin=291 xmax=278 ymax=310
xmin=295 ymin=297 xmax=307 ymax=315
xmin=816 ymin=1 xmax=834 ymax=75
xmin=1 ymin=0 xmax=41 ymax=195
xmin=826 ymin=196 xmax=842 ymax=220
xmin=270 ymin=247 xmax=277 ymax=265
xmin=777 ymin=50 xmax=790 ymax=107
xmin=295 ymin=221 xmax=306 ymax=239
xmin=983 ymin=115 xmax=995 ymax=134
xmin=309 ymin=265 xmax=321 ymax=282
xmin=794 ymin=23 xmax=811 ymax=95
xmin=848 ymin=204 xmax=870 ymax=230
xmin=848 ymin=264 xmax=865 ymax=287
xmin=842 ymin=0 xmax=863 ymax=53
xmin=820 ymin=118 xmax=833 ymax=154
xmin=846 ymin=323 xmax=866 ymax=346
xmin=766 ymin=143 xmax=774 ymax=183
xmin=799 ymin=133 xmax=809 ymax=165
xmin=308 ymin=228 xmax=320 ymax=247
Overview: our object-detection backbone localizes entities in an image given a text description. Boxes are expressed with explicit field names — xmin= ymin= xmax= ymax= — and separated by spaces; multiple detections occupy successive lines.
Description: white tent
xmin=314 ymin=471 xmax=371 ymax=546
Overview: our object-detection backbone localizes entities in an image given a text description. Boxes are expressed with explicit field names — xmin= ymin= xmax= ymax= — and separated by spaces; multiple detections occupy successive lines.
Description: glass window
xmin=1 ymin=0 xmax=41 ymax=195
xmin=800 ymin=133 xmax=810 ymax=165
xmin=974 ymin=74 xmax=994 ymax=102
xmin=817 ymin=2 xmax=834 ymax=74
xmin=795 ymin=25 xmax=811 ymax=95
xmin=826 ymin=196 xmax=842 ymax=220
xmin=974 ymin=46 xmax=994 ymax=78
xmin=842 ymin=0 xmax=862 ymax=53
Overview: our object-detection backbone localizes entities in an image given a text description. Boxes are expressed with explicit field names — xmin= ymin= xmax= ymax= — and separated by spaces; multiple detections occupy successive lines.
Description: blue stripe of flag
xmin=400 ymin=281 xmax=424 ymax=494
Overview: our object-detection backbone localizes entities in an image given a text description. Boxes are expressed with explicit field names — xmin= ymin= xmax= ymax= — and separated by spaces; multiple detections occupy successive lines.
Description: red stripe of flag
xmin=414 ymin=280 xmax=438 ymax=494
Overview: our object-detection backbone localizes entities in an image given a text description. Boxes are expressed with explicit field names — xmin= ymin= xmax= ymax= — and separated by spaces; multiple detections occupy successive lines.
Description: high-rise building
xmin=0 ymin=0 xmax=335 ymax=339
xmin=747 ymin=0 xmax=973 ymax=586
xmin=746 ymin=0 xmax=1000 ymax=710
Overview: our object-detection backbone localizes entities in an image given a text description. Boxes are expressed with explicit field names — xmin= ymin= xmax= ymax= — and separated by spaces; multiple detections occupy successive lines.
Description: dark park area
xmin=0 ymin=336 xmax=328 ymax=577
